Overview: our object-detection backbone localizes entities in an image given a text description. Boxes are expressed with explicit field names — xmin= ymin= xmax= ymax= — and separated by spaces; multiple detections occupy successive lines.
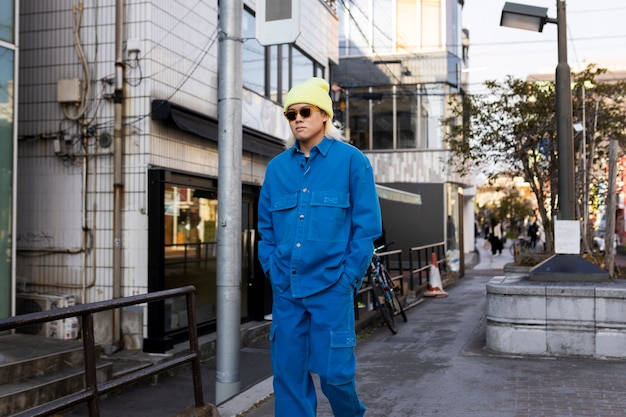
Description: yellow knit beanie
xmin=284 ymin=77 xmax=334 ymax=119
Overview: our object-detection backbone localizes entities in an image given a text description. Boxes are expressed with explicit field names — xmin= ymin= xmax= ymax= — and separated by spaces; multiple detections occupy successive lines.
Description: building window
xmin=347 ymin=85 xmax=437 ymax=151
xmin=243 ymin=8 xmax=265 ymax=95
xmin=0 ymin=1 xmax=14 ymax=43
xmin=0 ymin=43 xmax=14 ymax=321
xmin=292 ymin=47 xmax=315 ymax=87
xmin=243 ymin=8 xmax=324 ymax=104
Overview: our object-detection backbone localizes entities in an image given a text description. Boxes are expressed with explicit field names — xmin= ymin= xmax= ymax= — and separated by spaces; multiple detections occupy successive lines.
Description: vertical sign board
xmin=256 ymin=0 xmax=301 ymax=46
xmin=554 ymin=220 xmax=580 ymax=254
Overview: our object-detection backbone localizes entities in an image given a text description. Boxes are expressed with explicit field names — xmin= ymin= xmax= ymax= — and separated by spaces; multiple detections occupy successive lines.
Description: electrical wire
xmin=125 ymin=25 xmax=220 ymax=128
xmin=137 ymin=0 xmax=207 ymax=64
xmin=62 ymin=2 xmax=92 ymax=122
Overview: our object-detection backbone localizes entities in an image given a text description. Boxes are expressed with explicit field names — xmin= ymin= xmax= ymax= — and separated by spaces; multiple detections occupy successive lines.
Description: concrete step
xmin=0 ymin=334 xmax=113 ymax=416
xmin=0 ymin=360 xmax=112 ymax=416
xmin=0 ymin=334 xmax=84 ymax=384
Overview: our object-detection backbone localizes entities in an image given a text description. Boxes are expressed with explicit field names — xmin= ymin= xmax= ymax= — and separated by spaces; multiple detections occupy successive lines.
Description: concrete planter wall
xmin=486 ymin=275 xmax=626 ymax=359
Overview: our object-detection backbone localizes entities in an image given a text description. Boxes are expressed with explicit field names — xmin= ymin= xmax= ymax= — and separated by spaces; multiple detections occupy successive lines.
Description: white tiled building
xmin=13 ymin=0 xmax=339 ymax=351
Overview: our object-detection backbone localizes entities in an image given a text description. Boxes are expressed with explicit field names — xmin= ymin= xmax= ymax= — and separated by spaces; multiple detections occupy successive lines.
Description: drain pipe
xmin=110 ymin=0 xmax=125 ymax=352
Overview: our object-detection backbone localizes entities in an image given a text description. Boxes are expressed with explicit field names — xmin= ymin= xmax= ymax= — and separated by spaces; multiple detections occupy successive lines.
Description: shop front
xmin=144 ymin=169 xmax=270 ymax=353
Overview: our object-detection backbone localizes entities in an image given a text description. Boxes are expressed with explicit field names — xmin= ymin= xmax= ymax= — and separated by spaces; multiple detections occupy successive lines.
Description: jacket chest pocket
xmin=309 ymin=191 xmax=350 ymax=242
xmin=270 ymin=193 xmax=298 ymax=243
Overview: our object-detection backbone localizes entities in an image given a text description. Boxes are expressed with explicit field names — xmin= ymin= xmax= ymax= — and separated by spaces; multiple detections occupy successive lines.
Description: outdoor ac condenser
xmin=16 ymin=292 xmax=80 ymax=340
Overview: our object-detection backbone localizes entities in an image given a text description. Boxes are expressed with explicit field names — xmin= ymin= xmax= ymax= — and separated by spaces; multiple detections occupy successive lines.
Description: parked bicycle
xmin=367 ymin=245 xmax=407 ymax=334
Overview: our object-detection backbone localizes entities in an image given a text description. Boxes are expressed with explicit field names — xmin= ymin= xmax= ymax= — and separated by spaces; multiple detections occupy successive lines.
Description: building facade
xmin=7 ymin=0 xmax=475 ymax=354
xmin=332 ymin=0 xmax=475 ymax=258
xmin=12 ymin=0 xmax=339 ymax=351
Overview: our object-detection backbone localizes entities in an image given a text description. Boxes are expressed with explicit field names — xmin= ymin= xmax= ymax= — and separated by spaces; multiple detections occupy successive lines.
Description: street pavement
xmin=62 ymin=239 xmax=626 ymax=416
xmin=235 ymin=239 xmax=626 ymax=417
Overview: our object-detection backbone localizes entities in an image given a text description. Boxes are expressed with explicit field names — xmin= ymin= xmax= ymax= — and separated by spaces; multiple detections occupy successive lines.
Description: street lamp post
xmin=500 ymin=1 xmax=608 ymax=281
xmin=554 ymin=1 xmax=575 ymax=221
xmin=500 ymin=0 xmax=574 ymax=220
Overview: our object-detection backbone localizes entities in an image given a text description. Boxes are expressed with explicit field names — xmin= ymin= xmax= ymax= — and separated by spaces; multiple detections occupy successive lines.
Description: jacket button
xmin=299 ymin=214 xmax=304 ymax=220
xmin=296 ymin=242 xmax=301 ymax=248
xmin=303 ymin=188 xmax=308 ymax=193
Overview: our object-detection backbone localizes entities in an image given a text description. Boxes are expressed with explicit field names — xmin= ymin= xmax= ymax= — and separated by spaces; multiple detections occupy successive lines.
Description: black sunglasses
xmin=284 ymin=107 xmax=319 ymax=121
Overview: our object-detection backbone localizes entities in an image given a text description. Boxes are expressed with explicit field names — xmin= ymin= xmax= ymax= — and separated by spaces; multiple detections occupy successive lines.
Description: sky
xmin=462 ymin=0 xmax=626 ymax=95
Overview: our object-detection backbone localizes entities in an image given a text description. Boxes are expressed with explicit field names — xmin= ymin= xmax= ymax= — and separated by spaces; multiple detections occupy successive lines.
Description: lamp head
xmin=500 ymin=2 xmax=549 ymax=32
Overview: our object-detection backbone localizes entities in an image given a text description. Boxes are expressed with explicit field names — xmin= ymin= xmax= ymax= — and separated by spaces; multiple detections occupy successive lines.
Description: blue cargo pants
xmin=269 ymin=274 xmax=366 ymax=417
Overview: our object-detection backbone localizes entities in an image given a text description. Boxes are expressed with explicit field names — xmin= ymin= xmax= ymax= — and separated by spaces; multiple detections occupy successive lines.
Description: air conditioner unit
xmin=16 ymin=292 xmax=80 ymax=340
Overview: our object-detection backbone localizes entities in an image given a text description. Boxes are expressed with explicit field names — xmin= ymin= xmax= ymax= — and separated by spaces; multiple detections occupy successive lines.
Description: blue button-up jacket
xmin=258 ymin=137 xmax=382 ymax=298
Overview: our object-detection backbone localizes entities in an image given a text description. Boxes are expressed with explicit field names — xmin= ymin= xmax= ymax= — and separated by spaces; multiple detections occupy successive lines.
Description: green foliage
xmin=496 ymin=189 xmax=535 ymax=231
xmin=446 ymin=64 xmax=626 ymax=253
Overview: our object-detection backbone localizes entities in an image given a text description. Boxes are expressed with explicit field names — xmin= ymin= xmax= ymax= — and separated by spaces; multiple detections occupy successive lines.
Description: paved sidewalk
xmin=233 ymin=242 xmax=626 ymax=417
xmin=61 ymin=242 xmax=626 ymax=416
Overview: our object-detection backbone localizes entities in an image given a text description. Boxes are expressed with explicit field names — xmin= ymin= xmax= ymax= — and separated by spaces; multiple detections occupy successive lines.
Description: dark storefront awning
xmin=151 ymin=99 xmax=285 ymax=158
xmin=376 ymin=184 xmax=422 ymax=205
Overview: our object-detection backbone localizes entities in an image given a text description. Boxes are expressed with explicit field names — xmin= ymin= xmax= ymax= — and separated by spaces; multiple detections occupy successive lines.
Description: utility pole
xmin=216 ymin=0 xmax=243 ymax=403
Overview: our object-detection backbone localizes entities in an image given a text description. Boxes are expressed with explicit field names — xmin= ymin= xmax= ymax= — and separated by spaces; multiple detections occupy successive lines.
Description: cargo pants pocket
xmin=327 ymin=330 xmax=357 ymax=385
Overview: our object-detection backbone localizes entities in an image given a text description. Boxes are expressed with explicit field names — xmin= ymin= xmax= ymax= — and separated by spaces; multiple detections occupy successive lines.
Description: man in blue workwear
xmin=258 ymin=77 xmax=382 ymax=417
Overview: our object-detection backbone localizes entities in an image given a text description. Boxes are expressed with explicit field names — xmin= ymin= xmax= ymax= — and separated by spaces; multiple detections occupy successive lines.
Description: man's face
xmin=285 ymin=104 xmax=329 ymax=146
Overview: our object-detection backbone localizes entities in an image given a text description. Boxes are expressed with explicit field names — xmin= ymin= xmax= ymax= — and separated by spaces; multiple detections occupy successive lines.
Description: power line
xmin=468 ymin=34 xmax=626 ymax=49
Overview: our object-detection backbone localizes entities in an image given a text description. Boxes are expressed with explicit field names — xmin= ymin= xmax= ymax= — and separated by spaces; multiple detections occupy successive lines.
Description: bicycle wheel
xmin=372 ymin=277 xmax=397 ymax=334
xmin=381 ymin=268 xmax=407 ymax=322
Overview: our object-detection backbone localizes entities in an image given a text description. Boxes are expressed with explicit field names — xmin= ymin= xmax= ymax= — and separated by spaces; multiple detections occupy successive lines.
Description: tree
xmin=446 ymin=64 xmax=626 ymax=255
xmin=446 ymin=76 xmax=558 ymax=251
xmin=571 ymin=65 xmax=626 ymax=261
xmin=496 ymin=188 xmax=535 ymax=235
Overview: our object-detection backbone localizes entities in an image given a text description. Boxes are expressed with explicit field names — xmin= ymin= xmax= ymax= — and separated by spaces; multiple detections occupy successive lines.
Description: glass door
xmin=146 ymin=169 xmax=265 ymax=352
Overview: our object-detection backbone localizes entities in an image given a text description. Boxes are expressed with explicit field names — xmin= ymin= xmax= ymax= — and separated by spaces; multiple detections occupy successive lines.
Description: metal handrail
xmin=0 ymin=286 xmax=204 ymax=417
xmin=408 ymin=242 xmax=446 ymax=289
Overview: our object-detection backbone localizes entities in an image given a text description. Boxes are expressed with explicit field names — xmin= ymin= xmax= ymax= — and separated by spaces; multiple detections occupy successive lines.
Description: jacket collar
xmin=290 ymin=137 xmax=332 ymax=157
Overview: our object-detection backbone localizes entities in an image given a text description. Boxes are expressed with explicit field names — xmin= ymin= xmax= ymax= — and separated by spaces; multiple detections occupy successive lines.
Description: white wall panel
xmin=367 ymin=149 xmax=463 ymax=185
xmin=297 ymin=1 xmax=339 ymax=66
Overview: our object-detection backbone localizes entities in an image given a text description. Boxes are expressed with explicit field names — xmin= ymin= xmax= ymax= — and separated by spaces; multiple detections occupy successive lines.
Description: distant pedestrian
xmin=528 ymin=221 xmax=539 ymax=248
xmin=447 ymin=215 xmax=457 ymax=250
xmin=489 ymin=218 xmax=503 ymax=255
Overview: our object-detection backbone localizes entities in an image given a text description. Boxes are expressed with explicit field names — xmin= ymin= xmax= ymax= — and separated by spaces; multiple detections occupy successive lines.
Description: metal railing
xmin=164 ymin=241 xmax=217 ymax=273
xmin=0 ymin=286 xmax=204 ymax=417
xmin=408 ymin=242 xmax=446 ymax=290
xmin=355 ymin=249 xmax=403 ymax=320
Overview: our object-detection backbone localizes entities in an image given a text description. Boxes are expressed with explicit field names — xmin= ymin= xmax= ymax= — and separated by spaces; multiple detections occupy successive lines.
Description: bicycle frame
xmin=368 ymin=249 xmax=407 ymax=334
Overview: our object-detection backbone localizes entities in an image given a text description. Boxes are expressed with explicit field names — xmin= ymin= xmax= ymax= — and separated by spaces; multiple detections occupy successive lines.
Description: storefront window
xmin=163 ymin=185 xmax=218 ymax=331
xmin=0 ymin=46 xmax=14 ymax=321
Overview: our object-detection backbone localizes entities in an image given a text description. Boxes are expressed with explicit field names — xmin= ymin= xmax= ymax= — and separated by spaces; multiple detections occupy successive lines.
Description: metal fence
xmin=0 ymin=286 xmax=205 ymax=417
xmin=408 ymin=241 xmax=447 ymax=289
